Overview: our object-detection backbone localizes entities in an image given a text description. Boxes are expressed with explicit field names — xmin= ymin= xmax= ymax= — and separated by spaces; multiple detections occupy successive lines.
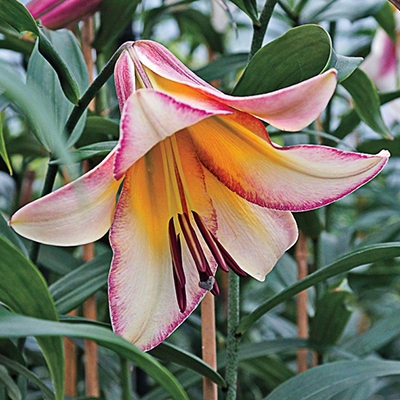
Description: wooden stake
xmin=296 ymin=232 xmax=309 ymax=374
xmin=201 ymin=292 xmax=218 ymax=400
xmin=64 ymin=310 xmax=78 ymax=397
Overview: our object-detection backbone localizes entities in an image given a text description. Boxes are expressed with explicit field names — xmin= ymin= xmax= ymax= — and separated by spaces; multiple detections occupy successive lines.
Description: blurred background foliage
xmin=1 ymin=0 xmax=400 ymax=399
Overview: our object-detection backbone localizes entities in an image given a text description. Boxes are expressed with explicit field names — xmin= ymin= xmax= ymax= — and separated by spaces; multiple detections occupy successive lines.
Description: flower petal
xmin=114 ymin=48 xmax=136 ymax=110
xmin=10 ymin=152 xmax=121 ymax=246
xmin=204 ymin=168 xmax=298 ymax=281
xmin=134 ymin=40 xmax=337 ymax=131
xmin=114 ymin=89 xmax=231 ymax=180
xmin=110 ymin=135 xmax=216 ymax=351
xmin=188 ymin=113 xmax=390 ymax=211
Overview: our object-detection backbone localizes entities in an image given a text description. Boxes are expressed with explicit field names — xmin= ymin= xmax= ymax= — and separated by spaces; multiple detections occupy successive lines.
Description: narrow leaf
xmin=265 ymin=360 xmax=400 ymax=400
xmin=341 ymin=68 xmax=392 ymax=139
xmin=0 ymin=355 xmax=55 ymax=400
xmin=50 ymin=251 xmax=112 ymax=314
xmin=237 ymin=243 xmax=400 ymax=335
xmin=37 ymin=30 xmax=80 ymax=105
xmin=0 ymin=237 xmax=64 ymax=400
xmin=150 ymin=342 xmax=226 ymax=388
xmin=0 ymin=0 xmax=39 ymax=35
xmin=227 ymin=0 xmax=259 ymax=24
xmin=0 ymin=113 xmax=12 ymax=174
xmin=0 ymin=309 xmax=189 ymax=400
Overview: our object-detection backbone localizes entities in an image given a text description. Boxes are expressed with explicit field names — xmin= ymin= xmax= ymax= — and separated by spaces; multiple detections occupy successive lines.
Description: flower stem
xmin=29 ymin=162 xmax=58 ymax=264
xmin=120 ymin=357 xmax=132 ymax=400
xmin=201 ymin=292 xmax=218 ymax=400
xmin=249 ymin=0 xmax=279 ymax=60
xmin=65 ymin=42 xmax=131 ymax=136
xmin=224 ymin=273 xmax=240 ymax=399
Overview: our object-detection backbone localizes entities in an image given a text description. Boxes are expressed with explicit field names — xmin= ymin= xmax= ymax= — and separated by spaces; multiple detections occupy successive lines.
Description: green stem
xmin=65 ymin=42 xmax=131 ymax=136
xmin=120 ymin=357 xmax=132 ymax=400
xmin=29 ymin=162 xmax=58 ymax=264
xmin=224 ymin=273 xmax=240 ymax=400
xmin=249 ymin=0 xmax=279 ymax=60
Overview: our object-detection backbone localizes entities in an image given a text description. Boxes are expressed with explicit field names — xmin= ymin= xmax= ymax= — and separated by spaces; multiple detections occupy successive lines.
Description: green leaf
xmin=342 ymin=308 xmax=400 ymax=356
xmin=150 ymin=342 xmax=226 ymax=388
xmin=293 ymin=210 xmax=322 ymax=239
xmin=172 ymin=9 xmax=224 ymax=54
xmin=233 ymin=24 xmax=331 ymax=96
xmin=326 ymin=50 xmax=363 ymax=82
xmin=237 ymin=243 xmax=400 ymax=335
xmin=93 ymin=0 xmax=141 ymax=51
xmin=37 ymin=30 xmax=81 ymax=105
xmin=374 ymin=1 xmax=397 ymax=42
xmin=0 ymin=113 xmax=12 ymax=174
xmin=0 ymin=309 xmax=189 ymax=400
xmin=50 ymin=251 xmax=112 ymax=314
xmin=357 ymin=137 xmax=400 ymax=156
xmin=301 ymin=0 xmax=386 ymax=23
xmin=0 ymin=215 xmax=28 ymax=259
xmin=341 ymin=68 xmax=391 ymax=139
xmin=0 ymin=339 xmax=25 ymax=366
xmin=26 ymin=31 xmax=87 ymax=152
xmin=0 ymin=0 xmax=39 ymax=35
xmin=0 ymin=61 xmax=70 ymax=161
xmin=0 ymin=365 xmax=21 ymax=400
xmin=0 ymin=355 xmax=55 ymax=400
xmin=265 ymin=360 xmax=400 ymax=400
xmin=195 ymin=53 xmax=249 ymax=82
xmin=309 ymin=290 xmax=354 ymax=345
xmin=227 ymin=0 xmax=259 ymax=25
xmin=51 ymin=141 xmax=117 ymax=165
xmin=0 ymin=237 xmax=64 ymax=400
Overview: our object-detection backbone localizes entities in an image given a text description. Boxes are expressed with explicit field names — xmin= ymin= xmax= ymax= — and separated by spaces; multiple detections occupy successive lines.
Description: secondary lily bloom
xmin=10 ymin=40 xmax=389 ymax=351
xmin=361 ymin=10 xmax=400 ymax=122
xmin=26 ymin=0 xmax=101 ymax=29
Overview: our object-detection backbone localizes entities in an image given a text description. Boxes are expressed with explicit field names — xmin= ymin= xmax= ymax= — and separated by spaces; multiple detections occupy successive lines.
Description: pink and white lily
xmin=10 ymin=40 xmax=389 ymax=351
xmin=26 ymin=0 xmax=101 ymax=30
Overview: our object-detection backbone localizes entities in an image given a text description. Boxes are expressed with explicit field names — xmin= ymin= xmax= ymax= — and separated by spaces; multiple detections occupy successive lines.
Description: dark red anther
xmin=192 ymin=211 xmax=229 ymax=272
xmin=212 ymin=232 xmax=247 ymax=277
xmin=178 ymin=212 xmax=209 ymax=273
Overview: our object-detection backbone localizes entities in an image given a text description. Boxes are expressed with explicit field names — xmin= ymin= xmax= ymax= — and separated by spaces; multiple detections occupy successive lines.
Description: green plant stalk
xmin=29 ymin=162 xmax=58 ymax=264
xmin=224 ymin=273 xmax=240 ymax=399
xmin=120 ymin=357 xmax=132 ymax=400
xmin=249 ymin=0 xmax=279 ymax=60
xmin=65 ymin=42 xmax=131 ymax=136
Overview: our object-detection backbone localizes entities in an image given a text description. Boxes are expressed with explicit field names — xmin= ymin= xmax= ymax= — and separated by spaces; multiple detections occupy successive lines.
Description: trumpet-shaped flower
xmin=26 ymin=0 xmax=101 ymax=30
xmin=10 ymin=40 xmax=389 ymax=351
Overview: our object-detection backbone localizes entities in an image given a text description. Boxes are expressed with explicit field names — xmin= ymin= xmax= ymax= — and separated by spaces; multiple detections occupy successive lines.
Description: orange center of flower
xmin=132 ymin=48 xmax=246 ymax=312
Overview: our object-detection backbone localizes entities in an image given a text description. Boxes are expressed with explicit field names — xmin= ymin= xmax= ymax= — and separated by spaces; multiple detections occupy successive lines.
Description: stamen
xmin=192 ymin=211 xmax=229 ymax=272
xmin=172 ymin=269 xmax=187 ymax=312
xmin=178 ymin=212 xmax=209 ymax=273
xmin=168 ymin=217 xmax=187 ymax=312
xmin=168 ymin=217 xmax=185 ymax=286
xmin=212 ymin=233 xmax=247 ymax=277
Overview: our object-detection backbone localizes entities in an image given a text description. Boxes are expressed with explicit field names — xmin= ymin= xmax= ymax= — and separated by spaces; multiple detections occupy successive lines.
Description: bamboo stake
xmin=81 ymin=18 xmax=99 ymax=397
xmin=64 ymin=310 xmax=78 ymax=397
xmin=296 ymin=232 xmax=309 ymax=373
xmin=201 ymin=292 xmax=218 ymax=400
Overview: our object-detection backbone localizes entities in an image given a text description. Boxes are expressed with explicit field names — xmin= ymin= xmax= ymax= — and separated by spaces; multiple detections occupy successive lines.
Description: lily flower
xmin=10 ymin=40 xmax=389 ymax=351
xmin=26 ymin=0 xmax=101 ymax=30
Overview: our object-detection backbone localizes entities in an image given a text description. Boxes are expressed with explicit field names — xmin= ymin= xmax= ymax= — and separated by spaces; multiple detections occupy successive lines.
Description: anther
xmin=178 ymin=212 xmax=209 ymax=273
